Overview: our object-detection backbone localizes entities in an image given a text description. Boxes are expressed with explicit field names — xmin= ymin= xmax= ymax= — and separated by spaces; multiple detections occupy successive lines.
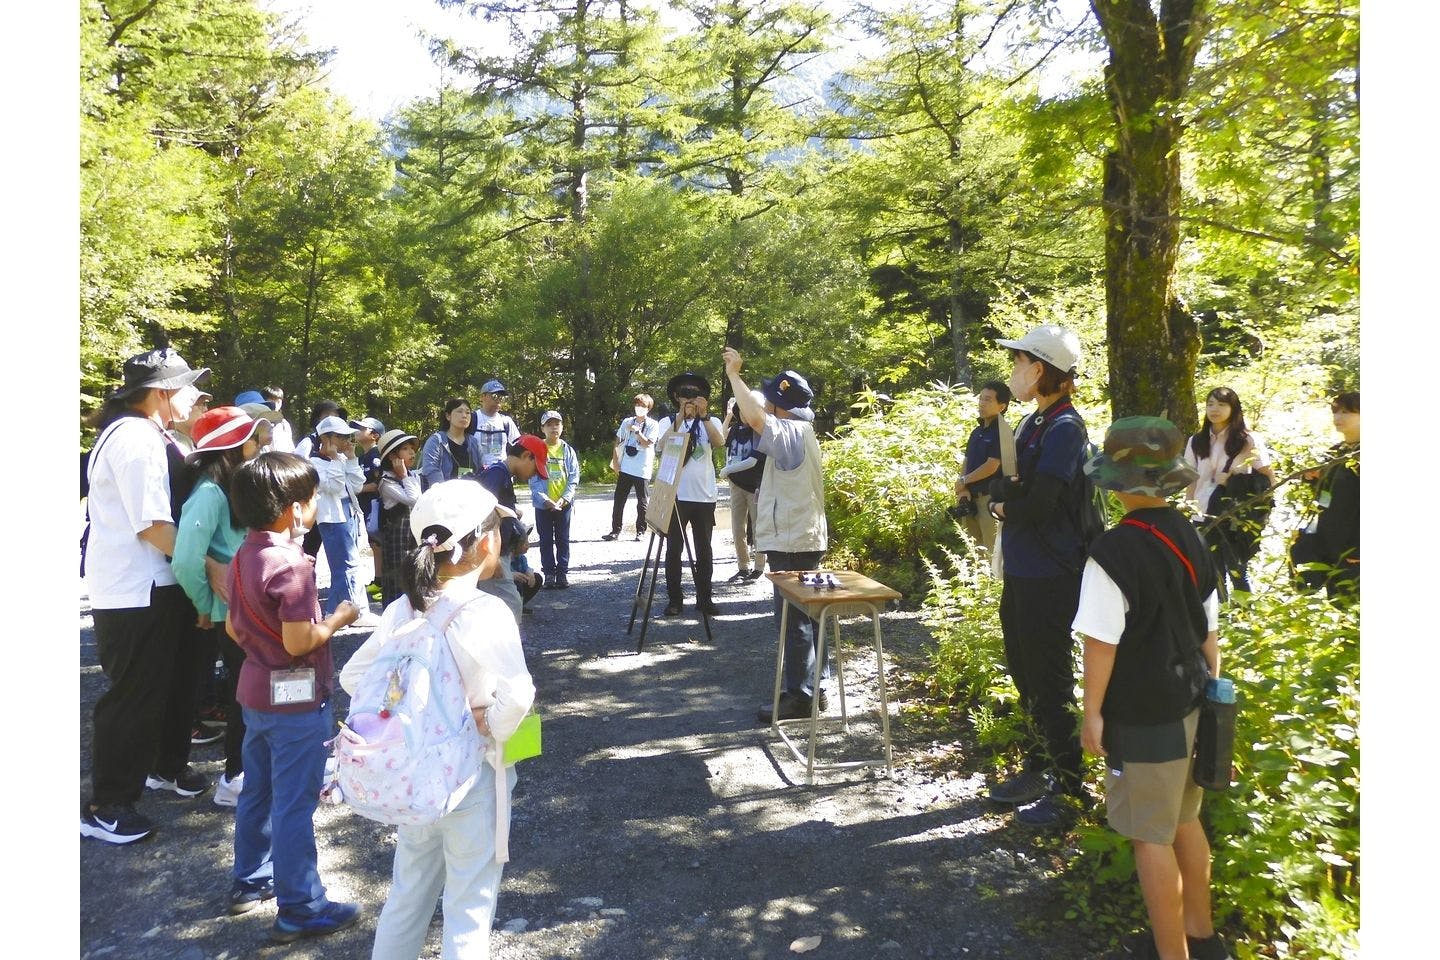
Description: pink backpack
xmin=329 ymin=595 xmax=484 ymax=826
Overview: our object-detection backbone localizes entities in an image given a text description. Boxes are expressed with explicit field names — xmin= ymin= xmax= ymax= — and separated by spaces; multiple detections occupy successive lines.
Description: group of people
xmin=81 ymin=328 xmax=1357 ymax=960
xmin=81 ymin=350 xmax=540 ymax=952
xmin=940 ymin=324 xmax=1358 ymax=960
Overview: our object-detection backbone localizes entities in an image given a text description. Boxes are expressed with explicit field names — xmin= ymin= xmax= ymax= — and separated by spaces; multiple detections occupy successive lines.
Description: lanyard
xmin=1121 ymin=518 xmax=1198 ymax=587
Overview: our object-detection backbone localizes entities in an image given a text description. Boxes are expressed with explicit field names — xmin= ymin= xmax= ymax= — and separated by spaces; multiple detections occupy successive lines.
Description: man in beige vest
xmin=722 ymin=348 xmax=830 ymax=723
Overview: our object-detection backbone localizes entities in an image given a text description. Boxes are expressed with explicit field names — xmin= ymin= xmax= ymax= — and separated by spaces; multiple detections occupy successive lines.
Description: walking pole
xmin=681 ymin=523 xmax=714 ymax=644
xmin=636 ymin=532 xmax=666 ymax=653
xmin=627 ymin=528 xmax=659 ymax=634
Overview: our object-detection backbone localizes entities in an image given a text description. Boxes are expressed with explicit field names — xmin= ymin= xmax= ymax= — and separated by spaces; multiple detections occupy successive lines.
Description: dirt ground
xmin=80 ymin=483 xmax=1103 ymax=960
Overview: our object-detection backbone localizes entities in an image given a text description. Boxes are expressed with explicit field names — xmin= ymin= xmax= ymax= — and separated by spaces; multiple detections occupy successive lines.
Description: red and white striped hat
xmin=185 ymin=406 xmax=261 ymax=462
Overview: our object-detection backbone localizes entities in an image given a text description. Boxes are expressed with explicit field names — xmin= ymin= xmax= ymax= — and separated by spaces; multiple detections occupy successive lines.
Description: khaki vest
xmin=754 ymin=420 xmax=828 ymax=554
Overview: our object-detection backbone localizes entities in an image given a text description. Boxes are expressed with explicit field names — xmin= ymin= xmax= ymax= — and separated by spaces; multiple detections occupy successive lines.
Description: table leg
xmin=807 ymin=608 xmax=829 ymax=784
xmin=832 ymin=613 xmax=848 ymax=733
xmin=871 ymin=603 xmax=893 ymax=770
xmin=769 ymin=597 xmax=790 ymax=734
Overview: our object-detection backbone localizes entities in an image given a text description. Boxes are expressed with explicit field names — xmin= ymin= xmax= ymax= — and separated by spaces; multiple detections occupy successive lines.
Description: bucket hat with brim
xmin=1083 ymin=416 xmax=1198 ymax=497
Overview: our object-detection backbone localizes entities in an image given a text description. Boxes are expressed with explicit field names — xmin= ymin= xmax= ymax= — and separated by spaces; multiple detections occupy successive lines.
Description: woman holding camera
xmin=986 ymin=325 xmax=1091 ymax=829
xmin=656 ymin=373 xmax=724 ymax=618
xmin=1182 ymin=386 xmax=1276 ymax=596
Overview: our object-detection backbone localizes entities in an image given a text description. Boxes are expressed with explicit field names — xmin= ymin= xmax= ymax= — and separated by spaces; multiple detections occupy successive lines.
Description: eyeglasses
xmin=676 ymin=389 xmax=701 ymax=400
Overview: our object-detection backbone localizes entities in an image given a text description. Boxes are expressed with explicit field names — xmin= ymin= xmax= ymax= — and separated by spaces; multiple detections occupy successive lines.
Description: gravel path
xmin=80 ymin=483 xmax=1094 ymax=960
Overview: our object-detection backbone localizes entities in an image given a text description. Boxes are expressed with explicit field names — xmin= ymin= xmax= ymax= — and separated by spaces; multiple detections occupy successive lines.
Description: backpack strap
xmin=1121 ymin=517 xmax=1198 ymax=587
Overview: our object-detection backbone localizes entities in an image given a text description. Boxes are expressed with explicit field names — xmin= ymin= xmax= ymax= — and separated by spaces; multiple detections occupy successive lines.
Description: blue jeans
xmin=535 ymin=506 xmax=571 ymax=577
xmin=318 ymin=506 xmax=364 ymax=615
xmin=233 ymin=701 xmax=333 ymax=920
xmin=371 ymin=763 xmax=518 ymax=960
xmin=767 ymin=550 xmax=829 ymax=694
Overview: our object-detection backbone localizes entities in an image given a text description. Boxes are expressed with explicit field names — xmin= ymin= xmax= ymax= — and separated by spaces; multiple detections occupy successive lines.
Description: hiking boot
xmin=557 ymin=573 xmax=569 ymax=588
xmin=698 ymin=600 xmax=722 ymax=617
xmin=987 ymin=768 xmax=1049 ymax=805
xmin=663 ymin=601 xmax=683 ymax=617
xmin=214 ymin=772 xmax=245 ymax=808
xmin=228 ymin=875 xmax=276 ymax=915
xmin=146 ymin=766 xmax=209 ymax=798
xmin=1014 ymin=794 xmax=1065 ymax=830
xmin=191 ymin=724 xmax=223 ymax=746
xmin=269 ymin=900 xmax=361 ymax=943
xmin=80 ymin=802 xmax=155 ymax=845
xmin=756 ymin=690 xmax=828 ymax=724
xmin=601 ymin=531 xmax=620 ymax=541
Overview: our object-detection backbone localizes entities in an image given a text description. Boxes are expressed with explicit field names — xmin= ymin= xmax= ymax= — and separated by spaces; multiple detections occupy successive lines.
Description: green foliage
xmin=577 ymin=447 xmax=617 ymax=485
xmin=822 ymin=382 xmax=977 ymax=595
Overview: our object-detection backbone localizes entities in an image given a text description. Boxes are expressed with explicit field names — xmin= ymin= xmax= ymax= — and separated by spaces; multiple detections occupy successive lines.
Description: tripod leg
xmin=637 ymin=533 xmax=665 ymax=653
xmin=627 ymin=528 xmax=657 ymax=634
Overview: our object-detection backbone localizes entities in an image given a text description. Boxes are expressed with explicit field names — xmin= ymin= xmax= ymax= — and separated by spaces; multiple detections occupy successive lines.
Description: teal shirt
xmin=173 ymin=477 xmax=246 ymax=622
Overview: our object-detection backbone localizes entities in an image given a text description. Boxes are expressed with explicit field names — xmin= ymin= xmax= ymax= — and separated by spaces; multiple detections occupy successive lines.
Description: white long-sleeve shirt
xmin=311 ymin=454 xmax=364 ymax=524
xmin=378 ymin=471 xmax=421 ymax=512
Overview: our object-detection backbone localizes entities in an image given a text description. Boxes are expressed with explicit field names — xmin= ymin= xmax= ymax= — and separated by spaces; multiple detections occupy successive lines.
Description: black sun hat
xmin=666 ymin=371 xmax=711 ymax=401
xmin=111 ymin=348 xmax=210 ymax=399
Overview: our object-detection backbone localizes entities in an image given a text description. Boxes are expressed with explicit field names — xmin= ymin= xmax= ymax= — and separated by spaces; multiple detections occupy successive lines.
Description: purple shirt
xmin=226 ymin=529 xmax=334 ymax=713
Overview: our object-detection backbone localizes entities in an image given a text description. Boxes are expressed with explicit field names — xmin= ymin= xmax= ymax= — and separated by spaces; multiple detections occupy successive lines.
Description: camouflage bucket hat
xmin=1083 ymin=416 xmax=1198 ymax=497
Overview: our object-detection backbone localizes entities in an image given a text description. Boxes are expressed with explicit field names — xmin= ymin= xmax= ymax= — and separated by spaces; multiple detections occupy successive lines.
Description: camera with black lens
xmin=946 ymin=499 xmax=978 ymax=521
xmin=624 ymin=443 xmax=639 ymax=458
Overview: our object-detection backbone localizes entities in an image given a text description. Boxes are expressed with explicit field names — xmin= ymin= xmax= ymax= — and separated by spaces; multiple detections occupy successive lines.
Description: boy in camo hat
xmin=1072 ymin=417 xmax=1229 ymax=960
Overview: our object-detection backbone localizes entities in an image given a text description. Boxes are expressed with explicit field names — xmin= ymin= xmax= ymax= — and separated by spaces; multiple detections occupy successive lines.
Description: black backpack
xmin=1025 ymin=411 xmax=1109 ymax=574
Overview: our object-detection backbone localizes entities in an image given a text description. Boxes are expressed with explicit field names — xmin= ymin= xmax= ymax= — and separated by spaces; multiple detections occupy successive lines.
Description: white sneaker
xmin=214 ymin=772 xmax=244 ymax=807
xmin=352 ymin=611 xmax=382 ymax=629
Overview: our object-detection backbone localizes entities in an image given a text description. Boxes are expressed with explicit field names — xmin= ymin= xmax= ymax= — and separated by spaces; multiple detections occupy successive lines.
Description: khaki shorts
xmin=1104 ymin=708 xmax=1203 ymax=845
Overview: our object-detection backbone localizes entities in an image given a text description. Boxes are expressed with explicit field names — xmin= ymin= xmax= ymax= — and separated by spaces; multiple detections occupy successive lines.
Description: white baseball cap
xmin=409 ymin=479 xmax=516 ymax=552
xmin=314 ymin=415 xmax=357 ymax=436
xmin=540 ymin=410 xmax=563 ymax=425
xmin=996 ymin=323 xmax=1082 ymax=374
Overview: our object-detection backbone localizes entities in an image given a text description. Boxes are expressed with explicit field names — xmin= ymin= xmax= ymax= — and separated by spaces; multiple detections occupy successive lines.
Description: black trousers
xmin=90 ymin=584 xmax=202 ymax=806
xmin=665 ymin=500 xmax=715 ymax=604
xmin=210 ymin=624 xmax=248 ymax=778
xmin=999 ymin=572 xmax=1084 ymax=796
xmin=611 ymin=473 xmax=649 ymax=535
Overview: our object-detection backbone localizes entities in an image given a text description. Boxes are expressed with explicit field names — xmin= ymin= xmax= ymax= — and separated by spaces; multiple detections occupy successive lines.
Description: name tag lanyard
xmin=234 ymin=554 xmax=318 ymax=707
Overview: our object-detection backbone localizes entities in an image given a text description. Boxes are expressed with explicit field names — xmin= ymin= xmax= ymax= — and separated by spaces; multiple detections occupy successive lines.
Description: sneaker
xmin=365 ymin=582 xmax=383 ymax=600
xmin=556 ymin=573 xmax=569 ymax=588
xmin=633 ymin=531 xmax=643 ymax=541
xmin=744 ymin=569 xmax=765 ymax=581
xmin=214 ymin=772 xmax=245 ymax=808
xmin=146 ymin=766 xmax=209 ymax=798
xmin=727 ymin=571 xmax=749 ymax=584
xmin=80 ymin=802 xmax=155 ymax=844
xmin=698 ymin=600 xmax=722 ymax=617
xmin=1014 ymin=794 xmax=1065 ymax=830
xmin=269 ymin=900 xmax=361 ymax=943
xmin=352 ymin=611 xmax=382 ymax=629
xmin=191 ymin=724 xmax=223 ymax=746
xmin=601 ymin=531 xmax=620 ymax=541
xmin=756 ymin=690 xmax=828 ymax=724
xmin=663 ymin=602 xmax=683 ymax=617
xmin=229 ymin=875 xmax=276 ymax=915
xmin=198 ymin=704 xmax=229 ymax=728
xmin=987 ymin=768 xmax=1050 ymax=805
xmin=543 ymin=579 xmax=559 ymax=590
xmin=1119 ymin=931 xmax=1230 ymax=960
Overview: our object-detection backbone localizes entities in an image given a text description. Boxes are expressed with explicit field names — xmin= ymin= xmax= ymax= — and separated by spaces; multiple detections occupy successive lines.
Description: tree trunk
xmin=1091 ymin=0 xmax=1208 ymax=424
xmin=947 ymin=216 xmax=973 ymax=387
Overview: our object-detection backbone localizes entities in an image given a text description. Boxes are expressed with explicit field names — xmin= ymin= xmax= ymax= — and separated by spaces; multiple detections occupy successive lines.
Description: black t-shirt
xmin=358 ymin=446 xmax=382 ymax=518
xmin=446 ymin=438 xmax=472 ymax=473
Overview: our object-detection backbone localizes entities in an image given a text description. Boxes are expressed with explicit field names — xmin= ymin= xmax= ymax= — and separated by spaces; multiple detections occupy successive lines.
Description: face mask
xmin=634 ymin=406 xmax=647 ymax=419
xmin=290 ymin=503 xmax=310 ymax=541
xmin=1007 ymin=361 xmax=1039 ymax=402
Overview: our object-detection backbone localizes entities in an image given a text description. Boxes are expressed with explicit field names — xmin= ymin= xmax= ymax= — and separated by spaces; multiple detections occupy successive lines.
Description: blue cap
xmin=761 ymin=370 xmax=815 ymax=421
xmin=481 ymin=379 xmax=507 ymax=395
xmin=234 ymin=390 xmax=266 ymax=406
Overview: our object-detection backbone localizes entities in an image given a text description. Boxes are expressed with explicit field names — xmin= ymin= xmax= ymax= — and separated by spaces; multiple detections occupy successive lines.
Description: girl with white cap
xmin=340 ymin=480 xmax=535 ymax=960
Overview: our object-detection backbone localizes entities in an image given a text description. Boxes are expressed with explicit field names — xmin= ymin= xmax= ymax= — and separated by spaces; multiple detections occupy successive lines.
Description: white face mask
xmin=290 ymin=502 xmax=310 ymax=541
xmin=634 ymin=406 xmax=648 ymax=419
xmin=1007 ymin=360 xmax=1040 ymax=403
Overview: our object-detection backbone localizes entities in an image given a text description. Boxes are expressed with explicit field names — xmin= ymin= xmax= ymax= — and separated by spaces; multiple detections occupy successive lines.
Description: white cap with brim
xmin=995 ymin=323 xmax=1082 ymax=374
xmin=314 ymin=415 xmax=357 ymax=436
xmin=540 ymin=410 xmax=563 ymax=425
xmin=409 ymin=479 xmax=518 ymax=558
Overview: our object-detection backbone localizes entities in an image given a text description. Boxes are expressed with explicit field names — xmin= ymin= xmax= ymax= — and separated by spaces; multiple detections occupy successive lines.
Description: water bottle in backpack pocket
xmin=1193 ymin=677 xmax=1238 ymax=791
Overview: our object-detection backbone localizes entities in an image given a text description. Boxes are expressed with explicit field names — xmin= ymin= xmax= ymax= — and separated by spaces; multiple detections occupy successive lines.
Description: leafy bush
xmin=822 ymin=383 xmax=979 ymax=596
xmin=577 ymin=446 xmax=615 ymax=485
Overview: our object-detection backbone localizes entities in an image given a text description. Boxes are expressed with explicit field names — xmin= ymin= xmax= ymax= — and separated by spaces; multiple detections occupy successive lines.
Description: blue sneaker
xmin=1014 ymin=794 xmax=1065 ymax=829
xmin=228 ymin=876 xmax=275 ymax=915
xmin=269 ymin=901 xmax=361 ymax=943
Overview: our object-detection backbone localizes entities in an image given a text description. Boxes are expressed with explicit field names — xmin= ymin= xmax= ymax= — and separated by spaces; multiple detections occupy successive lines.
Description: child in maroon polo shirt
xmin=224 ymin=452 xmax=361 ymax=942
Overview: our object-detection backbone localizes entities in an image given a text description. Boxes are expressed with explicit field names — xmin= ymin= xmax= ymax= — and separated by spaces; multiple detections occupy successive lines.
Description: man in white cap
xmin=474 ymin=379 xmax=520 ymax=469
xmin=722 ymin=348 xmax=831 ymax=723
xmin=82 ymin=348 xmax=214 ymax=844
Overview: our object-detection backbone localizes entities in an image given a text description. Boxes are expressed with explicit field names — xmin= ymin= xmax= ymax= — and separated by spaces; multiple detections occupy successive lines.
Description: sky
xmin=260 ymin=0 xmax=1101 ymax=120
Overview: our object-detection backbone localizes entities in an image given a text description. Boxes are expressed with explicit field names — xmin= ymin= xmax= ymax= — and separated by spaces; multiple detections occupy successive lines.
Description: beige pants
xmin=729 ymin=484 xmax=765 ymax=573
xmin=960 ymin=493 xmax=997 ymax=555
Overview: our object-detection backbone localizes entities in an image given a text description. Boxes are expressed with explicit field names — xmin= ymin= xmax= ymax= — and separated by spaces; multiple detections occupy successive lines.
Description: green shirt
xmin=173 ymin=477 xmax=246 ymax=622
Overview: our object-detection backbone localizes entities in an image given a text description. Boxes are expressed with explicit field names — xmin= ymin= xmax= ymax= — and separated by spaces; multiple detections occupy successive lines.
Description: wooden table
xmin=766 ymin=570 xmax=902 ymax=784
